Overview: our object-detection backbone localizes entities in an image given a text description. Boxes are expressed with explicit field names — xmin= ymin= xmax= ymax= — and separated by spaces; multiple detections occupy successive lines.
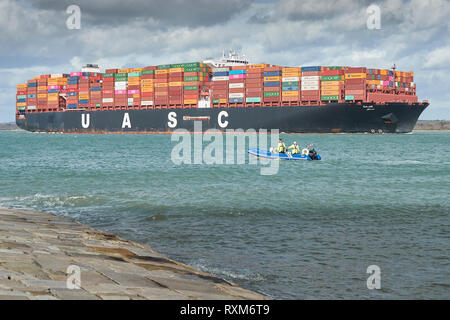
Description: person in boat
xmin=288 ymin=141 xmax=300 ymax=155
xmin=277 ymin=139 xmax=287 ymax=154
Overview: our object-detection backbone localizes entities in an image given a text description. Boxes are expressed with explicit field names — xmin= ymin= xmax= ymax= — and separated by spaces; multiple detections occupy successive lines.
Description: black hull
xmin=16 ymin=102 xmax=428 ymax=134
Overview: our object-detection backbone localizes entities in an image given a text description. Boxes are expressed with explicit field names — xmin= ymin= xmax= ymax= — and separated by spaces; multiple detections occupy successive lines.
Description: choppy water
xmin=0 ymin=130 xmax=449 ymax=299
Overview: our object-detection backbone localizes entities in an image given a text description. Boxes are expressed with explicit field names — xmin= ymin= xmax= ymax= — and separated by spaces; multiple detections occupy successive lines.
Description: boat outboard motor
xmin=308 ymin=148 xmax=318 ymax=160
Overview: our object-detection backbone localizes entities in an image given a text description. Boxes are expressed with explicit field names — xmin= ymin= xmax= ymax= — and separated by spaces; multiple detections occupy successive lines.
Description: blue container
xmin=281 ymin=86 xmax=299 ymax=91
xmin=68 ymin=76 xmax=80 ymax=81
xmin=301 ymin=66 xmax=321 ymax=72
xmin=389 ymin=81 xmax=393 ymax=87
xmin=27 ymin=94 xmax=36 ymax=98
xmin=389 ymin=70 xmax=393 ymax=76
xmin=229 ymin=98 xmax=244 ymax=103
xmin=377 ymin=75 xmax=381 ymax=80
xmin=264 ymin=81 xmax=280 ymax=87
xmin=68 ymin=92 xmax=77 ymax=96
xmin=90 ymin=87 xmax=101 ymax=91
xmin=16 ymin=98 xmax=26 ymax=103
xmin=213 ymin=72 xmax=228 ymax=77
xmin=78 ymin=99 xmax=89 ymax=104
xmin=27 ymin=83 xmax=37 ymax=87
xmin=47 ymin=89 xmax=60 ymax=93
xmin=67 ymin=104 xmax=78 ymax=109
xmin=229 ymin=69 xmax=246 ymax=75
xmin=264 ymin=71 xmax=282 ymax=77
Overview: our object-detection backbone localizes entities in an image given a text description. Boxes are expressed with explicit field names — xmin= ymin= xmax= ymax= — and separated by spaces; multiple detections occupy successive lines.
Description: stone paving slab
xmin=0 ymin=207 xmax=268 ymax=300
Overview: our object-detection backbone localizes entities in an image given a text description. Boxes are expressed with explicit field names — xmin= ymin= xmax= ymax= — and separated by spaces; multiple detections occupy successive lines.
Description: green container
xmin=321 ymin=75 xmax=342 ymax=81
xmin=16 ymin=95 xmax=27 ymax=99
xmin=158 ymin=64 xmax=171 ymax=70
xmin=263 ymin=91 xmax=280 ymax=97
xmin=246 ymin=97 xmax=261 ymax=103
xmin=114 ymin=74 xmax=128 ymax=79
xmin=282 ymin=81 xmax=299 ymax=87
xmin=142 ymin=70 xmax=155 ymax=75
xmin=95 ymin=103 xmax=101 ymax=107
xmin=128 ymin=72 xmax=142 ymax=77
xmin=184 ymin=76 xmax=200 ymax=82
xmin=184 ymin=85 xmax=198 ymax=91
xmin=102 ymin=73 xmax=114 ymax=78
xmin=17 ymin=106 xmax=26 ymax=111
xmin=212 ymin=99 xmax=220 ymax=104
xmin=326 ymin=66 xmax=343 ymax=70
xmin=345 ymin=95 xmax=354 ymax=100
xmin=321 ymin=95 xmax=339 ymax=101
xmin=184 ymin=67 xmax=203 ymax=73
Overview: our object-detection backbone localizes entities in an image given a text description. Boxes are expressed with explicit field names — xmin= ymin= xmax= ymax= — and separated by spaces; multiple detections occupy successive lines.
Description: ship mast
xmin=392 ymin=63 xmax=397 ymax=94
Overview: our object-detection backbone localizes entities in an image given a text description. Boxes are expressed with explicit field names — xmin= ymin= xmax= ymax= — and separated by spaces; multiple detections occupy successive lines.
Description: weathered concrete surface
xmin=0 ymin=207 xmax=267 ymax=300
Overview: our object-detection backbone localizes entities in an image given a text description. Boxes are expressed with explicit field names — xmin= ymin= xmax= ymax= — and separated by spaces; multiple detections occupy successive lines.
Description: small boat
xmin=248 ymin=148 xmax=321 ymax=161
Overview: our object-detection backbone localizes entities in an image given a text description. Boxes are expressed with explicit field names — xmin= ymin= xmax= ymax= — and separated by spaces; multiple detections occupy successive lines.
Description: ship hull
xmin=16 ymin=102 xmax=428 ymax=134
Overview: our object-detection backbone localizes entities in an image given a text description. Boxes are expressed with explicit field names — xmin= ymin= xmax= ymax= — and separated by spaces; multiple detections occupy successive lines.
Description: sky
xmin=1 ymin=0 xmax=449 ymax=122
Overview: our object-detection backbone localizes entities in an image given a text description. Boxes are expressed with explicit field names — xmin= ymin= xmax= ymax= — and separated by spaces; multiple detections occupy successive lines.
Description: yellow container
xmin=380 ymin=70 xmax=388 ymax=75
xmin=17 ymin=84 xmax=28 ymax=89
xmin=169 ymin=81 xmax=183 ymax=87
xmin=170 ymin=68 xmax=183 ymax=73
xmin=38 ymin=94 xmax=47 ymax=98
xmin=38 ymin=86 xmax=47 ymax=91
xmin=131 ymin=68 xmax=143 ymax=73
xmin=78 ymin=95 xmax=89 ymax=100
xmin=282 ymin=91 xmax=299 ymax=96
xmin=264 ymin=76 xmax=281 ymax=81
xmin=156 ymin=69 xmax=169 ymax=75
xmin=47 ymin=92 xmax=59 ymax=97
xmin=118 ymin=68 xmax=129 ymax=73
xmin=321 ymin=89 xmax=340 ymax=96
xmin=155 ymin=83 xmax=168 ymax=87
xmin=282 ymin=67 xmax=300 ymax=74
xmin=133 ymin=94 xmax=140 ymax=99
xmin=219 ymin=99 xmax=227 ymax=103
xmin=47 ymin=97 xmax=58 ymax=101
xmin=184 ymin=99 xmax=198 ymax=104
xmin=141 ymin=87 xmax=154 ymax=92
xmin=345 ymin=73 xmax=366 ymax=79
xmin=141 ymin=83 xmax=154 ymax=88
xmin=16 ymin=102 xmax=26 ymax=107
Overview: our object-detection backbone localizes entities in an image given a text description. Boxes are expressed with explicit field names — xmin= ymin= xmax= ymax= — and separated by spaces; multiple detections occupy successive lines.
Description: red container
xmin=345 ymin=78 xmax=366 ymax=85
xmin=301 ymin=71 xmax=320 ymax=76
xmin=105 ymin=69 xmax=118 ymax=73
xmin=320 ymin=70 xmax=344 ymax=76
xmin=346 ymin=67 xmax=366 ymax=73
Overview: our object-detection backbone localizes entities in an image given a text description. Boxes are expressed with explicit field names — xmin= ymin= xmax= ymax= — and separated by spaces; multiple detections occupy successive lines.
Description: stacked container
xmin=344 ymin=67 xmax=366 ymax=101
xmin=127 ymin=69 xmax=142 ymax=107
xmin=211 ymin=67 xmax=229 ymax=105
xmin=281 ymin=67 xmax=301 ymax=102
xmin=168 ymin=67 xmax=183 ymax=105
xmin=141 ymin=67 xmax=155 ymax=106
xmin=320 ymin=68 xmax=344 ymax=101
xmin=245 ymin=64 xmax=266 ymax=104
xmin=228 ymin=67 xmax=246 ymax=104
xmin=102 ymin=69 xmax=116 ymax=107
xmin=263 ymin=66 xmax=282 ymax=103
xmin=36 ymin=75 xmax=49 ymax=111
xmin=301 ymin=66 xmax=321 ymax=102
xmin=114 ymin=69 xmax=128 ymax=107
xmin=16 ymin=83 xmax=27 ymax=114
xmin=182 ymin=62 xmax=206 ymax=105
xmin=89 ymin=74 xmax=102 ymax=108
xmin=67 ymin=74 xmax=79 ymax=109
xmin=155 ymin=67 xmax=169 ymax=106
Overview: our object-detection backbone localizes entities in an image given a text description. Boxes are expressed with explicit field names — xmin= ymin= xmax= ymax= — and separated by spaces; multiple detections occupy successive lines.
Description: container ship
xmin=15 ymin=51 xmax=428 ymax=134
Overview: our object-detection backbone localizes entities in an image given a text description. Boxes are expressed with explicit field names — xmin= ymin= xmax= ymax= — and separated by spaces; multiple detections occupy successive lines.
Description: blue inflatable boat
xmin=248 ymin=148 xmax=321 ymax=161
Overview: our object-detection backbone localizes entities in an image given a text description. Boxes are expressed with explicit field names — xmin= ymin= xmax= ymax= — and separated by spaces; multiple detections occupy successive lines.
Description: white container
xmin=213 ymin=67 xmax=230 ymax=72
xmin=301 ymin=80 xmax=319 ymax=86
xmin=282 ymin=77 xmax=299 ymax=82
xmin=301 ymin=76 xmax=320 ymax=81
xmin=301 ymin=85 xmax=319 ymax=91
xmin=212 ymin=76 xmax=229 ymax=81
xmin=141 ymin=100 xmax=153 ymax=106
xmin=102 ymin=98 xmax=113 ymax=103
xmin=228 ymin=92 xmax=244 ymax=98
xmin=229 ymin=83 xmax=244 ymax=89
xmin=27 ymin=105 xmax=37 ymax=110
xmin=51 ymin=74 xmax=63 ymax=78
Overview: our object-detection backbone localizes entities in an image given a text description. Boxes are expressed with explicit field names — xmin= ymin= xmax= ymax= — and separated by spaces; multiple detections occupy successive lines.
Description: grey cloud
xmin=27 ymin=0 xmax=254 ymax=27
